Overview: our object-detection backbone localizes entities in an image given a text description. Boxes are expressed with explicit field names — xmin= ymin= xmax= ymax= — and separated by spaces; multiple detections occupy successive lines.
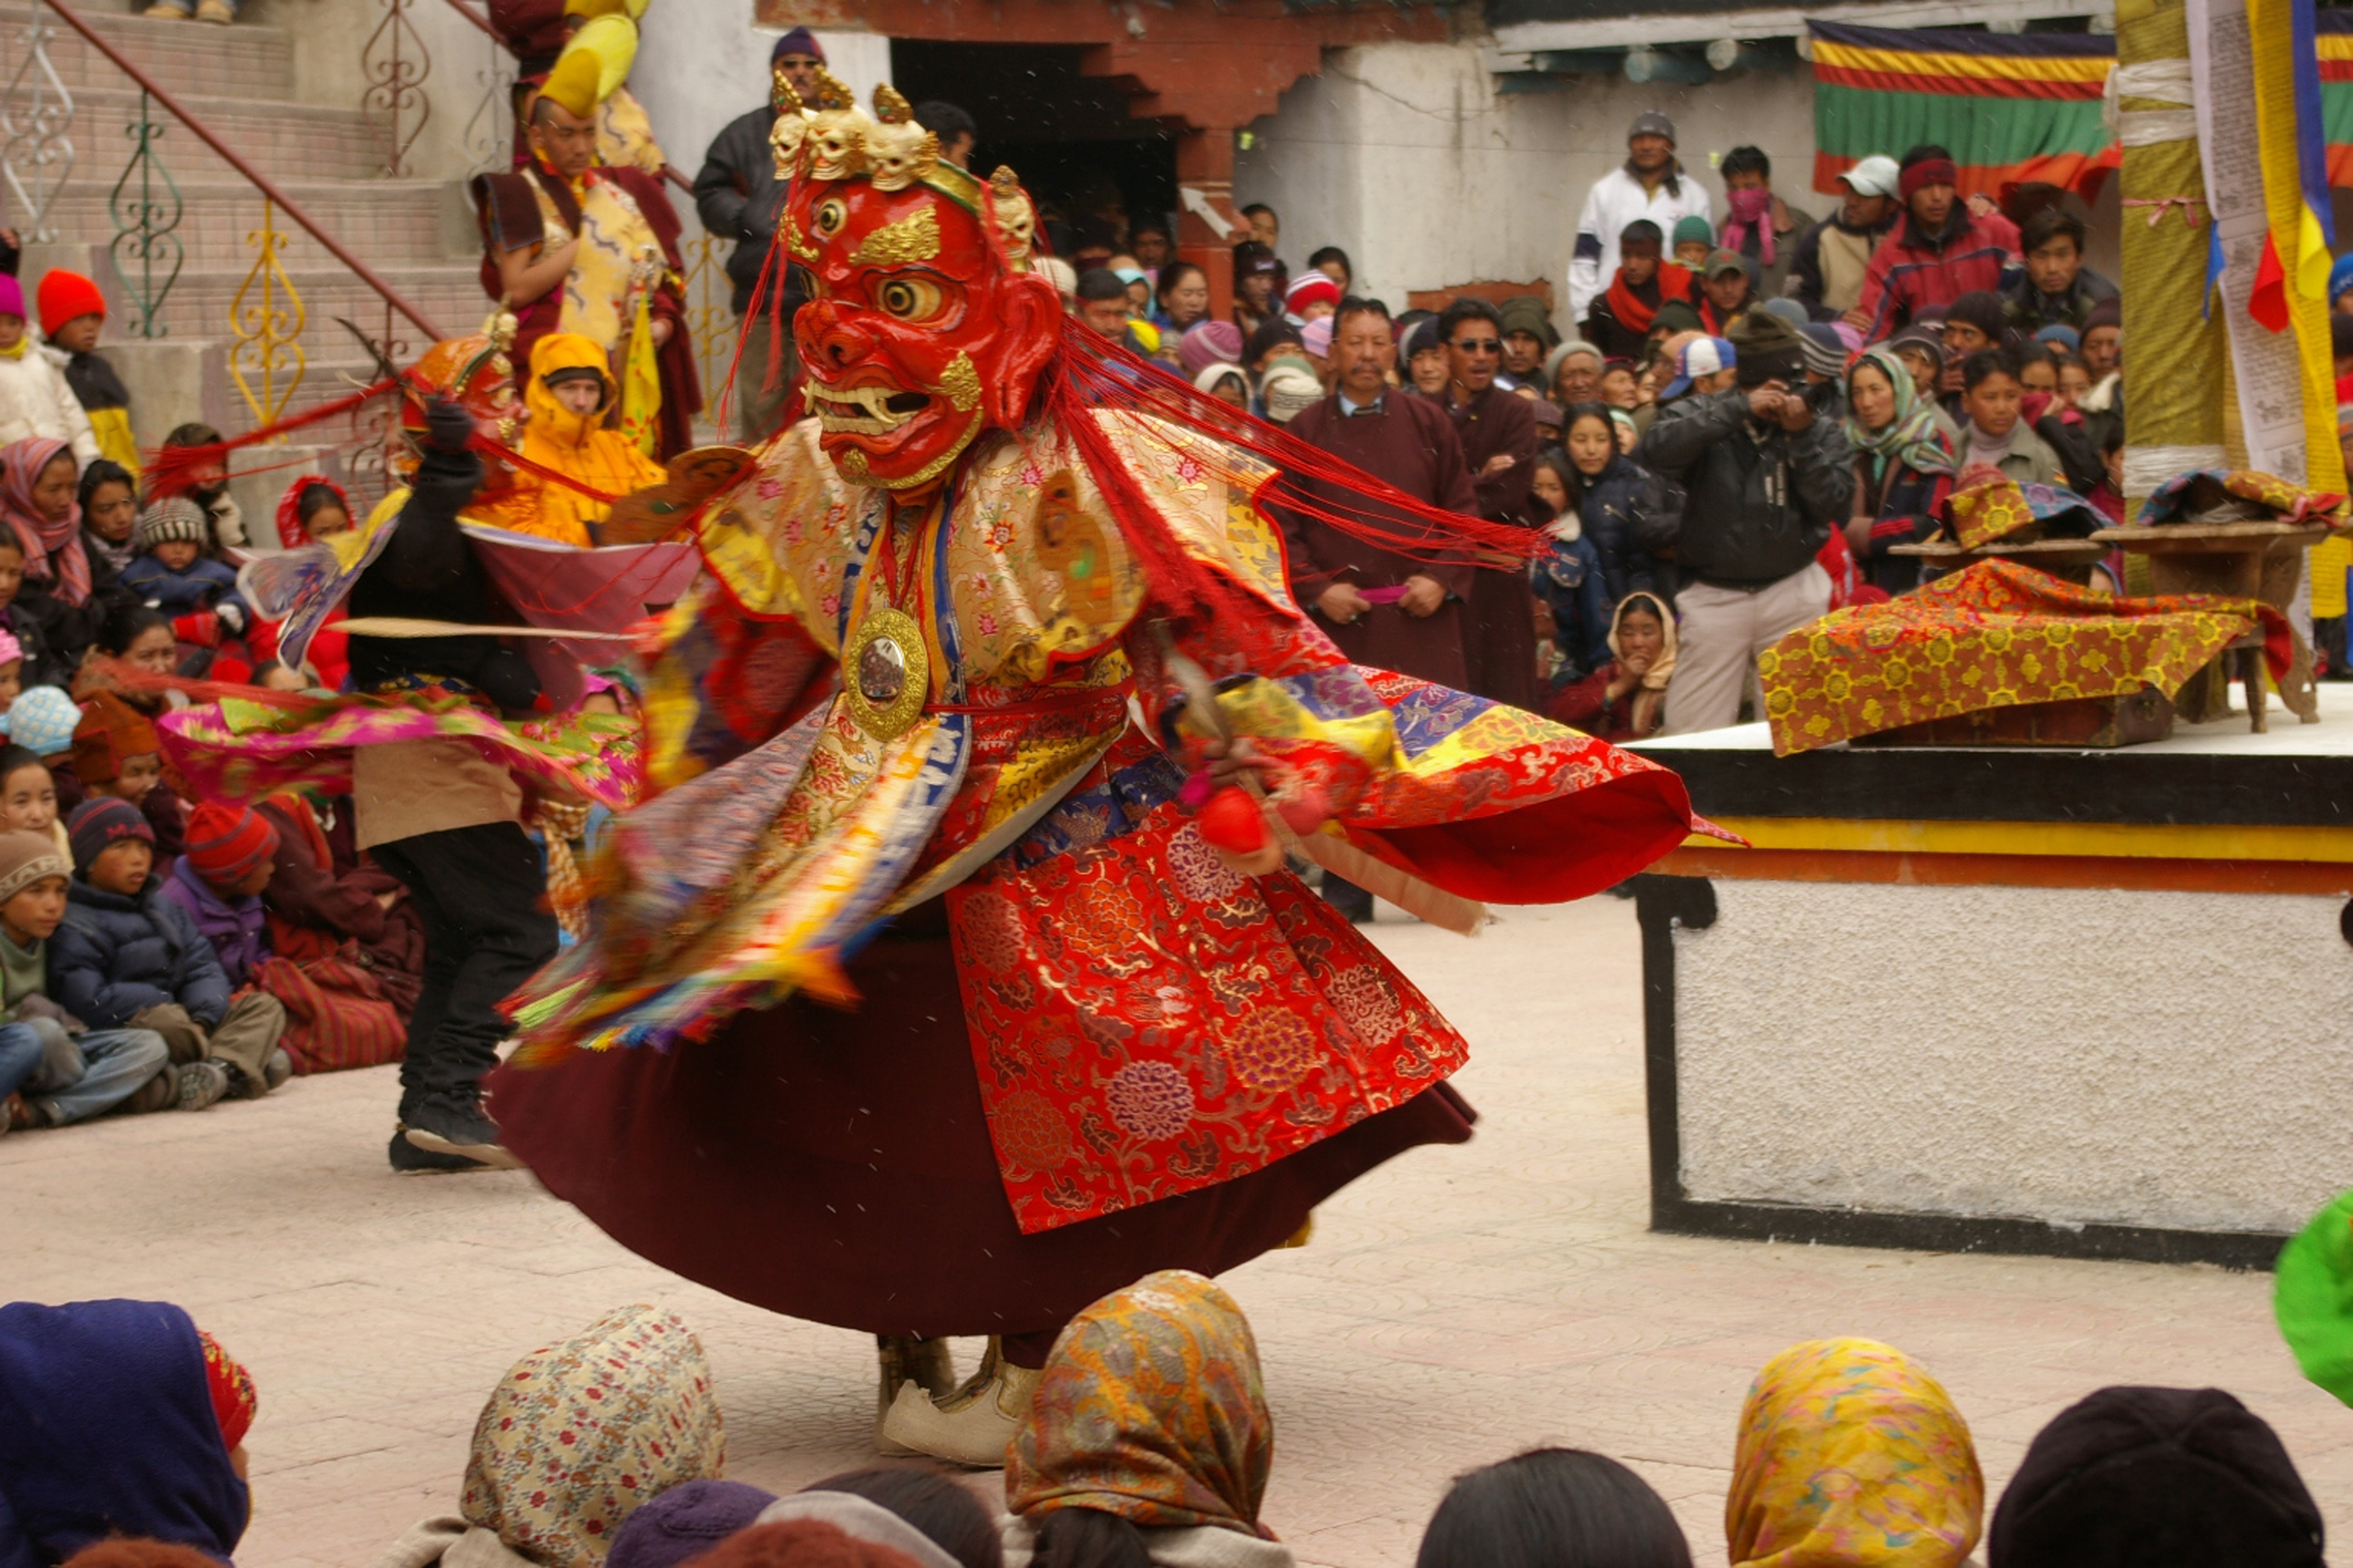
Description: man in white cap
xmin=1786 ymin=153 xmax=1901 ymax=324
xmin=1567 ymin=110 xmax=1714 ymax=323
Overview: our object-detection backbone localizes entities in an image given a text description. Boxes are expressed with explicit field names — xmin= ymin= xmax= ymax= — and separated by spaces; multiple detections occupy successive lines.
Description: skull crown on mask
xmin=772 ymin=72 xmax=1059 ymax=489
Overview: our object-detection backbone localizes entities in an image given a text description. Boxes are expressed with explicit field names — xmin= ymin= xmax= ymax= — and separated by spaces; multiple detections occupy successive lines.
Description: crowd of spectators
xmin=2 ymin=1275 xmax=2326 ymax=1568
xmin=1061 ymin=114 xmax=2150 ymax=745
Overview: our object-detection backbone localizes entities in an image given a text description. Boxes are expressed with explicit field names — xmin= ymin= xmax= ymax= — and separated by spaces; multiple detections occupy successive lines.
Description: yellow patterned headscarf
xmin=461 ymin=1304 xmax=727 ymax=1568
xmin=1727 ymin=1338 xmax=1984 ymax=1568
xmin=1006 ymin=1270 xmax=1275 ymax=1539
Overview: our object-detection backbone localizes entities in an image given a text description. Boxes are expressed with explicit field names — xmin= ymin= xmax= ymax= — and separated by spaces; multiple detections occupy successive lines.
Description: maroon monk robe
xmin=1280 ymin=391 xmax=1479 ymax=690
xmin=1446 ymin=383 xmax=1545 ymax=712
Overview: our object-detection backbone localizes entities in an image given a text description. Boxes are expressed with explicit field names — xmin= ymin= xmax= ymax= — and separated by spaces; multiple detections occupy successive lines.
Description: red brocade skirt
xmin=488 ymin=921 xmax=1474 ymax=1340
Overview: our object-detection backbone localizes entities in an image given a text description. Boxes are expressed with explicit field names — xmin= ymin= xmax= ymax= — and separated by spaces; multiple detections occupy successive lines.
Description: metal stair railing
xmin=5 ymin=0 xmax=445 ymax=434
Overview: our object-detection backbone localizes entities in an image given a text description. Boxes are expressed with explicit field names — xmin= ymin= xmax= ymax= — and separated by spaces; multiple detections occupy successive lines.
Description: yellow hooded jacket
xmin=488 ymin=331 xmax=667 ymax=547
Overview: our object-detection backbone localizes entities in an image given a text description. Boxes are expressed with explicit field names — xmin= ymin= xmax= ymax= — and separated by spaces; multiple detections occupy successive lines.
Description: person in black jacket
xmin=693 ymin=30 xmax=825 ymax=445
xmin=349 ymin=397 xmax=556 ymax=1174
xmin=1638 ymin=311 xmax=1853 ymax=734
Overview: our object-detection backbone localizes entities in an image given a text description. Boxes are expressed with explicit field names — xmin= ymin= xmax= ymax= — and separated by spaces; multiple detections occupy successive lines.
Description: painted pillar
xmin=2117 ymin=0 xmax=2225 ymax=527
xmin=1176 ymin=125 xmax=1243 ymax=321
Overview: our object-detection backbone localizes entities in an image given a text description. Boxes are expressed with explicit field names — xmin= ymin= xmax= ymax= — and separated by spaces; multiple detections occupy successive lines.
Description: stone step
xmin=36 ymin=80 xmax=395 ymax=185
xmin=119 ymin=259 xmax=491 ymax=355
xmin=0 ymin=2 xmax=297 ymax=101
xmin=38 ymin=178 xmax=463 ymax=271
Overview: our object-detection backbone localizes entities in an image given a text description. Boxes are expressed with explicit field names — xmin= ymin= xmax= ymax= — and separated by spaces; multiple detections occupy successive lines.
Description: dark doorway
xmin=890 ymin=40 xmax=1178 ymax=255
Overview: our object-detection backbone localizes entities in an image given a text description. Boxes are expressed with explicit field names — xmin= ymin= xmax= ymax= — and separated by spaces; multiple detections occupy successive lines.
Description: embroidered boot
xmin=876 ymin=1335 xmax=1042 ymax=1468
xmin=874 ymin=1334 xmax=958 ymax=1451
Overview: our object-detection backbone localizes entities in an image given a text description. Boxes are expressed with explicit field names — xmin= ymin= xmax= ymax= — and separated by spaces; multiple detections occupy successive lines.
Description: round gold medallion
xmin=842 ymin=606 xmax=928 ymax=740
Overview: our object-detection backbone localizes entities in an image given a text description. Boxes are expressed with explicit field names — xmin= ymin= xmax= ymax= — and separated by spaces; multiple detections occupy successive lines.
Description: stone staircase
xmin=3 ymin=0 xmax=489 ymax=516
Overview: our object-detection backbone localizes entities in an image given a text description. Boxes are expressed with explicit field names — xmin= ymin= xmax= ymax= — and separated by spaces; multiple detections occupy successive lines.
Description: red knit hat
xmin=185 ymin=799 xmax=280 ymax=889
xmin=35 ymin=269 xmax=105 ymax=339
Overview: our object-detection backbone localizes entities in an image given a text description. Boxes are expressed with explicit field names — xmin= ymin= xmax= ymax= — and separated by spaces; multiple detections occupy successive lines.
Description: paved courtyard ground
xmin=11 ymin=896 xmax=2351 ymax=1567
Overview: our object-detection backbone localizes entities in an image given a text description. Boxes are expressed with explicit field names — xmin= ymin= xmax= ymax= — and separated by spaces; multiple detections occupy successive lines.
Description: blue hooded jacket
xmin=0 ymin=1299 xmax=249 ymax=1568
xmin=51 ymin=873 xmax=233 ymax=1029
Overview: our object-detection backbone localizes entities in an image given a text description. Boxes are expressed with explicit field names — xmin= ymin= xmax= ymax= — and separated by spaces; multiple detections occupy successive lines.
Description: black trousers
xmin=371 ymin=821 xmax=558 ymax=1110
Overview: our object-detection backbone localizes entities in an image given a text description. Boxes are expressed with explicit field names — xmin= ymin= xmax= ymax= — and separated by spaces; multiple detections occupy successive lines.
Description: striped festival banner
xmin=1809 ymin=20 xmax=2120 ymax=198
xmin=2318 ymin=10 xmax=2353 ymax=186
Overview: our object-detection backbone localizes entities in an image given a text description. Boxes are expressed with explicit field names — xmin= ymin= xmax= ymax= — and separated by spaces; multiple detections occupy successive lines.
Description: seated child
xmin=0 ymin=741 xmax=69 ymax=864
xmin=8 ymin=683 xmax=76 ymax=759
xmin=0 ymin=827 xmax=184 ymax=1128
xmin=79 ymin=458 xmax=140 ymax=584
xmin=0 ymin=629 xmax=23 ymax=728
xmin=120 ymin=498 xmax=249 ymax=647
xmin=0 ymin=529 xmax=73 ymax=694
xmin=70 ymin=691 xmax=181 ymax=863
xmin=159 ymin=802 xmax=277 ymax=994
xmin=51 ymin=798 xmax=289 ymax=1101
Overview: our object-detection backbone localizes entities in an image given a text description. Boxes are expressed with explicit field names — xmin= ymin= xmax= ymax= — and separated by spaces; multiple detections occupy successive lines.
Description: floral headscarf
xmin=1844 ymin=348 xmax=1954 ymax=483
xmin=0 ymin=436 xmax=91 ymax=606
xmin=1006 ymin=1270 xmax=1275 ymax=1539
xmin=461 ymin=1304 xmax=728 ymax=1568
xmin=1727 ymin=1338 xmax=1984 ymax=1568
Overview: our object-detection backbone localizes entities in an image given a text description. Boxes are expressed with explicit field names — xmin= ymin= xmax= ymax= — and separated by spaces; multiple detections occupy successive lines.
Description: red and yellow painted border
xmin=1654 ymin=815 xmax=2353 ymax=895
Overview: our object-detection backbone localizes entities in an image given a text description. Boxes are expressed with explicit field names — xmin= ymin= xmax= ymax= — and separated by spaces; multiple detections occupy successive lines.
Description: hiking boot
xmin=175 ymin=1059 xmax=231 ymax=1111
xmin=403 ymin=1090 xmax=524 ymax=1169
xmin=120 ymin=1067 xmax=178 ymax=1116
xmin=388 ymin=1124 xmax=492 ymax=1173
xmin=0 ymin=1092 xmax=24 ymax=1134
xmin=264 ymin=1049 xmax=293 ymax=1091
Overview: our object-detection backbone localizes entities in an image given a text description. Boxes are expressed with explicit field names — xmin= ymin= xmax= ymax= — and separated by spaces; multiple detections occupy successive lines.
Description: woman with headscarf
xmin=0 ymin=1298 xmax=256 ymax=1567
xmin=1725 ymin=1338 xmax=1983 ymax=1568
xmin=1840 ymin=347 xmax=1956 ymax=597
xmin=0 ymin=435 xmax=100 ymax=675
xmin=1546 ymin=591 xmax=1675 ymax=742
xmin=1988 ymin=1386 xmax=2323 ymax=1567
xmin=372 ymin=1303 xmax=727 ymax=1568
xmin=1000 ymin=1271 xmax=1290 ymax=1568
xmin=1192 ymin=363 xmax=1249 ymax=410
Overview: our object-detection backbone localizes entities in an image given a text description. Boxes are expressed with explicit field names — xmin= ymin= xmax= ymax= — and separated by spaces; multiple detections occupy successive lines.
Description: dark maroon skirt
xmin=489 ymin=925 xmax=1474 ymax=1342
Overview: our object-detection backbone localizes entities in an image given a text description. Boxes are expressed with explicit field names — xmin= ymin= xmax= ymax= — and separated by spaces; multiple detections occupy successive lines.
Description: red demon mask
xmin=776 ymin=74 xmax=1060 ymax=490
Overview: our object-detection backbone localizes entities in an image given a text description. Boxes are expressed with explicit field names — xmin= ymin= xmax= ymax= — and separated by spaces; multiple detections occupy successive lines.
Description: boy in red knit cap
xmin=159 ymin=801 xmax=278 ymax=994
xmin=35 ymin=270 xmax=136 ymax=477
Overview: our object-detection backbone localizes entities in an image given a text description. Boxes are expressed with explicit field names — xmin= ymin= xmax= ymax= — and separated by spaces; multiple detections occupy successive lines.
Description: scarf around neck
xmin=0 ymin=436 xmax=92 ymax=605
xmin=1962 ymin=418 xmax=2018 ymax=472
xmin=1843 ymin=348 xmax=1955 ymax=482
xmin=1723 ymin=187 xmax=1779 ymax=267
xmin=1604 ymin=262 xmax=1694 ymax=337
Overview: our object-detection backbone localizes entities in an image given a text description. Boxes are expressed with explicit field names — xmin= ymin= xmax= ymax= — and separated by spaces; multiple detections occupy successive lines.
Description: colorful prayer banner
xmin=1808 ymin=20 xmax=2120 ymax=198
xmin=1813 ymin=16 xmax=2353 ymax=197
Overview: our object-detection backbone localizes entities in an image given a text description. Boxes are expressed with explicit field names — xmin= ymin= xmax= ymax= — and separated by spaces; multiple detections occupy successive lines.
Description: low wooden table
xmin=1888 ymin=537 xmax=2112 ymax=586
xmin=2091 ymin=520 xmax=2335 ymax=728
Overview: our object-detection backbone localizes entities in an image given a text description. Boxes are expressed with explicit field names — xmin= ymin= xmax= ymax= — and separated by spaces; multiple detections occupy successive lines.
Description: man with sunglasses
xmin=1433 ymin=297 xmax=1544 ymax=711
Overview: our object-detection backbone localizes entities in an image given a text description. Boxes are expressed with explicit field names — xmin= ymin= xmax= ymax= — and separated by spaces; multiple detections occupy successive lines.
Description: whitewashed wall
xmin=1673 ymin=878 xmax=2353 ymax=1235
xmin=633 ymin=15 xmax=891 ymax=193
xmin=1235 ymin=42 xmax=1818 ymax=333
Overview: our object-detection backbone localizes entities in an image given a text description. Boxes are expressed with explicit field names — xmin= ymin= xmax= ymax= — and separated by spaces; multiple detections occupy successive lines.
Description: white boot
xmin=874 ymin=1334 xmax=958 ymax=1454
xmin=876 ymin=1336 xmax=1042 ymax=1468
